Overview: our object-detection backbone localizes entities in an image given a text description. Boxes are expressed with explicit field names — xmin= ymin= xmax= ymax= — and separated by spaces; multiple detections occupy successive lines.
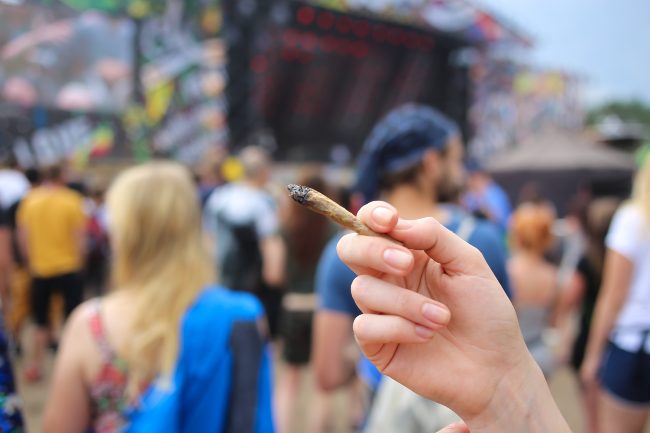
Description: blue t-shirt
xmin=315 ymin=234 xmax=381 ymax=390
xmin=463 ymin=181 xmax=512 ymax=232
xmin=125 ymin=287 xmax=275 ymax=433
xmin=442 ymin=205 xmax=511 ymax=298
xmin=316 ymin=210 xmax=512 ymax=390
xmin=316 ymin=234 xmax=359 ymax=316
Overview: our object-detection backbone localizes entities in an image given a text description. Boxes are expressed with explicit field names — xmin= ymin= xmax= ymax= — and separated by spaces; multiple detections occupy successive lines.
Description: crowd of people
xmin=0 ymin=103 xmax=648 ymax=433
xmin=1 ymin=8 xmax=132 ymax=112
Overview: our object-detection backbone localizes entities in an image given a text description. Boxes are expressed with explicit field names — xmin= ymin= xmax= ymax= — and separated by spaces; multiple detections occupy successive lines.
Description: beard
xmin=436 ymin=170 xmax=464 ymax=204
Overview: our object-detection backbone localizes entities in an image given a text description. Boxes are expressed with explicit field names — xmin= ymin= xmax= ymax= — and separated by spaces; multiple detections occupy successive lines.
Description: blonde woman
xmin=582 ymin=157 xmax=650 ymax=433
xmin=43 ymin=162 xmax=274 ymax=433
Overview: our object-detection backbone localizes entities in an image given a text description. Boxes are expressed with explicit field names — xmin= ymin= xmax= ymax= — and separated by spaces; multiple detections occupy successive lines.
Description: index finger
xmin=358 ymin=203 xmax=489 ymax=276
xmin=395 ymin=217 xmax=489 ymax=276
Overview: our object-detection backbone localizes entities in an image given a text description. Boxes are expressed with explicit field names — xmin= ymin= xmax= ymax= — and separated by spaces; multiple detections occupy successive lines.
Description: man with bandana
xmin=312 ymin=104 xmax=511 ymax=430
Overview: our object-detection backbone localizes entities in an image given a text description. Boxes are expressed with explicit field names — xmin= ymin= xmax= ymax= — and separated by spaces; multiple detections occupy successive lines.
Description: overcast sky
xmin=477 ymin=0 xmax=650 ymax=107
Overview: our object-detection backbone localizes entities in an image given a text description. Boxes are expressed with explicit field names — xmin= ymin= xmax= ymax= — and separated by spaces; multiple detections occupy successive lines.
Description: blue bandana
xmin=354 ymin=103 xmax=459 ymax=203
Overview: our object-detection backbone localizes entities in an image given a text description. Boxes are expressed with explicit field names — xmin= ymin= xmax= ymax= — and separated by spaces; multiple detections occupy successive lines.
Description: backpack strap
xmin=455 ymin=216 xmax=477 ymax=242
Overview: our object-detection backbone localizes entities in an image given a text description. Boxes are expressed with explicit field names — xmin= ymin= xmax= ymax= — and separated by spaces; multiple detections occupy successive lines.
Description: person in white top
xmin=203 ymin=146 xmax=286 ymax=336
xmin=0 ymin=159 xmax=29 ymax=210
xmin=203 ymin=146 xmax=285 ymax=293
xmin=582 ymin=156 xmax=650 ymax=433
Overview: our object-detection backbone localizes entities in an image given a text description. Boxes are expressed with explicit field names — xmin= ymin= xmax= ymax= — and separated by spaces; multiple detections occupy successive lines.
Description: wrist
xmin=584 ymin=322 xmax=611 ymax=366
xmin=466 ymin=355 xmax=572 ymax=433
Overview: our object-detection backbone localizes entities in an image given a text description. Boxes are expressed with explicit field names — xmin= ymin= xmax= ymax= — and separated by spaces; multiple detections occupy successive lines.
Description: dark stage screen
xmin=229 ymin=2 xmax=468 ymax=162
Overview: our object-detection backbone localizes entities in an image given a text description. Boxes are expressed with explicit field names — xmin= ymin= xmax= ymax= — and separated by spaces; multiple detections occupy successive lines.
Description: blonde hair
xmin=510 ymin=203 xmax=555 ymax=255
xmin=631 ymin=156 xmax=650 ymax=220
xmin=106 ymin=161 xmax=214 ymax=397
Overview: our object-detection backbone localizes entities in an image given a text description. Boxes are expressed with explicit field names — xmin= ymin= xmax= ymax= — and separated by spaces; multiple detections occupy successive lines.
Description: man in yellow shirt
xmin=17 ymin=165 xmax=86 ymax=382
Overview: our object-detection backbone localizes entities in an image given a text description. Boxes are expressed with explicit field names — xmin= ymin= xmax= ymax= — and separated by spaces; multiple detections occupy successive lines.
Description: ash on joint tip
xmin=287 ymin=184 xmax=312 ymax=205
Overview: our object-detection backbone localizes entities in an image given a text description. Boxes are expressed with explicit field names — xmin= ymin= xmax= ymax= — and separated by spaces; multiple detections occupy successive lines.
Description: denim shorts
xmin=600 ymin=339 xmax=650 ymax=405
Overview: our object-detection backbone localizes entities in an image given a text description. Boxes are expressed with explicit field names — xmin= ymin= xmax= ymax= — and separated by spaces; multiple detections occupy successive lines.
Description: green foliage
xmin=587 ymin=100 xmax=650 ymax=126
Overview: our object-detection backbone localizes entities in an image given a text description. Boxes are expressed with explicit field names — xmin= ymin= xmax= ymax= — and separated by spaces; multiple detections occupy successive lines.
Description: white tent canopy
xmin=486 ymin=132 xmax=635 ymax=215
xmin=487 ymin=132 xmax=635 ymax=172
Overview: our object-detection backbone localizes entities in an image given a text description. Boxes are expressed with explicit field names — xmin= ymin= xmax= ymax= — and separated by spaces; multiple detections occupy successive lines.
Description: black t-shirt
xmin=0 ymin=205 xmax=9 ymax=228
xmin=570 ymin=256 xmax=602 ymax=370
xmin=576 ymin=256 xmax=601 ymax=332
xmin=0 ymin=205 xmax=10 ymax=265
xmin=0 ymin=201 xmax=25 ymax=265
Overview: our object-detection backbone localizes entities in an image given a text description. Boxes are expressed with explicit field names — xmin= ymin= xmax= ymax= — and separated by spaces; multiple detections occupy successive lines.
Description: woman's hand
xmin=580 ymin=353 xmax=601 ymax=389
xmin=581 ymin=249 xmax=633 ymax=392
xmin=337 ymin=202 xmax=573 ymax=432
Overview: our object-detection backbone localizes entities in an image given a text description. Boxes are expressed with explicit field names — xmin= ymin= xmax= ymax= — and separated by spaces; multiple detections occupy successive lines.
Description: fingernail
xmin=383 ymin=249 xmax=412 ymax=270
xmin=422 ymin=303 xmax=450 ymax=324
xmin=372 ymin=207 xmax=393 ymax=226
xmin=415 ymin=325 xmax=435 ymax=339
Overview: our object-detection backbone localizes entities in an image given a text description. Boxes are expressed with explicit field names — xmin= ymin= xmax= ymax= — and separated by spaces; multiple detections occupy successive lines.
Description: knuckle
xmin=421 ymin=216 xmax=439 ymax=232
xmin=469 ymin=245 xmax=483 ymax=260
xmin=421 ymin=216 xmax=437 ymax=226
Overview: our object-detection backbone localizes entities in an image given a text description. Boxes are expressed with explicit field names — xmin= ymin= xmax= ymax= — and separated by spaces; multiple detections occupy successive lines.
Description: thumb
xmin=437 ymin=422 xmax=470 ymax=433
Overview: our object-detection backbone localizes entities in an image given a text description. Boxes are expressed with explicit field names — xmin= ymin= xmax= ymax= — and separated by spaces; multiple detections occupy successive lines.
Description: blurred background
xmin=2 ymin=0 xmax=647 ymax=202
xmin=0 ymin=0 xmax=649 ymax=432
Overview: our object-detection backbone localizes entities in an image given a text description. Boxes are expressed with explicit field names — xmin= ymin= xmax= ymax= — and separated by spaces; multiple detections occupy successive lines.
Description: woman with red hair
xmin=508 ymin=203 xmax=561 ymax=377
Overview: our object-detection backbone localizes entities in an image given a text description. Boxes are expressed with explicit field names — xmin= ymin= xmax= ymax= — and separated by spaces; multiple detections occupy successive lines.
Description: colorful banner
xmin=1 ymin=1 xmax=228 ymax=167
xmin=0 ymin=105 xmax=127 ymax=168
xmin=134 ymin=11 xmax=228 ymax=163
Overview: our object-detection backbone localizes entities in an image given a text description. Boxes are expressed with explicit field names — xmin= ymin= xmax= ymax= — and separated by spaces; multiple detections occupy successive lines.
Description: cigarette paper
xmin=287 ymin=184 xmax=401 ymax=244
